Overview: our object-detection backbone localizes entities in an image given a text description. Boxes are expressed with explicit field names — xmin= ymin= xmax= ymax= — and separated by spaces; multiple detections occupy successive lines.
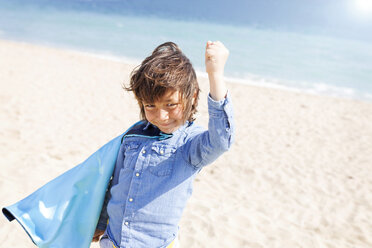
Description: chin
xmin=152 ymin=121 xmax=182 ymax=134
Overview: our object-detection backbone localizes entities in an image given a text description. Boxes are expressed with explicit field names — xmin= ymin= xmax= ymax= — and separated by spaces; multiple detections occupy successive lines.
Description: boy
xmin=93 ymin=41 xmax=234 ymax=248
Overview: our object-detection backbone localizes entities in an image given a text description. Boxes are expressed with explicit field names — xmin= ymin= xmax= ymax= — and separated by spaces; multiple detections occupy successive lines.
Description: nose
xmin=158 ymin=108 xmax=169 ymax=121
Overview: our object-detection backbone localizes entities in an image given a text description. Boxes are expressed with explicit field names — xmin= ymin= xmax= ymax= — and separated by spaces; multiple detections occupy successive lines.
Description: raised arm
xmin=182 ymin=41 xmax=234 ymax=168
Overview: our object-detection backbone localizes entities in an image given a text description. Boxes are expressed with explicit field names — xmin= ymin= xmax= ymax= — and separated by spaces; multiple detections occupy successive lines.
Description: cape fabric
xmin=2 ymin=122 xmax=143 ymax=248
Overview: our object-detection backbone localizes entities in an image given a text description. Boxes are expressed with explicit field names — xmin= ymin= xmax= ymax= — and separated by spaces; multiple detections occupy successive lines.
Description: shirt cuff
xmin=208 ymin=91 xmax=233 ymax=118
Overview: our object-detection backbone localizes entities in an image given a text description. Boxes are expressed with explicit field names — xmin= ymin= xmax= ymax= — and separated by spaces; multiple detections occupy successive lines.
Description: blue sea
xmin=1 ymin=0 xmax=372 ymax=101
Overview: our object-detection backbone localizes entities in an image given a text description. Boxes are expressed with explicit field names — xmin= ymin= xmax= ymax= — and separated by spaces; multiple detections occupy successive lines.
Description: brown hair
xmin=125 ymin=42 xmax=200 ymax=122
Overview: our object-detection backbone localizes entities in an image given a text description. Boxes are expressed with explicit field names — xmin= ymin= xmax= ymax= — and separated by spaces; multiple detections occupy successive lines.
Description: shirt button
xmin=124 ymin=221 xmax=129 ymax=226
xmin=129 ymin=198 xmax=133 ymax=202
xmin=142 ymin=150 xmax=146 ymax=154
xmin=160 ymin=149 xmax=164 ymax=155
xmin=135 ymin=172 xmax=140 ymax=177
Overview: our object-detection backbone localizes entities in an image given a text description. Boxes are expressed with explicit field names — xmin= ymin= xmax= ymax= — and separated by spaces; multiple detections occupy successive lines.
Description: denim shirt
xmin=97 ymin=93 xmax=234 ymax=248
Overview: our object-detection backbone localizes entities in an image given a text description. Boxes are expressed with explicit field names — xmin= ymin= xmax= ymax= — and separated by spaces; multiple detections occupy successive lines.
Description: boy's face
xmin=143 ymin=89 xmax=185 ymax=134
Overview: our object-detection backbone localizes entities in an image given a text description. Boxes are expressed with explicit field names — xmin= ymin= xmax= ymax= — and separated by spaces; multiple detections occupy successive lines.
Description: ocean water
xmin=1 ymin=0 xmax=371 ymax=101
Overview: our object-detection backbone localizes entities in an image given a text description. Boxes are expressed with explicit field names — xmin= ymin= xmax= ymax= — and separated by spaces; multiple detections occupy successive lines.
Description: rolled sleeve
xmin=183 ymin=92 xmax=235 ymax=168
xmin=207 ymin=92 xmax=234 ymax=149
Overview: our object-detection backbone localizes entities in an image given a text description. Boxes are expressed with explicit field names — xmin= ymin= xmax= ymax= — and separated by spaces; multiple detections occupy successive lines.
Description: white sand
xmin=0 ymin=40 xmax=371 ymax=248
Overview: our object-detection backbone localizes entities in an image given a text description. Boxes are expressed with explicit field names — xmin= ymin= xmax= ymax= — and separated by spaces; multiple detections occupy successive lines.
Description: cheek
xmin=172 ymin=106 xmax=184 ymax=120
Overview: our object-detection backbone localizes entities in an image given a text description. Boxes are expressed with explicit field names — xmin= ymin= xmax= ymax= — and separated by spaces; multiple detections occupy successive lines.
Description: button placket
xmin=122 ymin=146 xmax=144 ymax=238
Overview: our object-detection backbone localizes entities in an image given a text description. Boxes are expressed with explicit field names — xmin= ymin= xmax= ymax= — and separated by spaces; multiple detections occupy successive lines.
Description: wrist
xmin=208 ymin=75 xmax=227 ymax=101
xmin=207 ymin=72 xmax=224 ymax=81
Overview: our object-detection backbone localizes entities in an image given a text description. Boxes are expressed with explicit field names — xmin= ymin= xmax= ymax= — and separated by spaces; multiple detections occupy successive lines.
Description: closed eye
xmin=166 ymin=103 xmax=178 ymax=108
xmin=144 ymin=104 xmax=155 ymax=109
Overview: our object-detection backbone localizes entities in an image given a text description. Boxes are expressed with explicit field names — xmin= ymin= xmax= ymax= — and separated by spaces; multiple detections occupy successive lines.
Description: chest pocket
xmin=123 ymin=142 xmax=140 ymax=170
xmin=148 ymin=145 xmax=176 ymax=177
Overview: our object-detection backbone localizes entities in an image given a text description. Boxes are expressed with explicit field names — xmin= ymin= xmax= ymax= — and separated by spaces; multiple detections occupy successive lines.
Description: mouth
xmin=158 ymin=122 xmax=173 ymax=127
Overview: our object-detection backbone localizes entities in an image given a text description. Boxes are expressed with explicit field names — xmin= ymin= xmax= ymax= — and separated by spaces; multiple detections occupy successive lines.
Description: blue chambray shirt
xmin=97 ymin=93 xmax=234 ymax=248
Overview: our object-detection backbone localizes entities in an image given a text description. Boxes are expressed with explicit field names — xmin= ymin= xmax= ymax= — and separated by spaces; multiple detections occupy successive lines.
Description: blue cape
xmin=2 ymin=121 xmax=173 ymax=247
xmin=2 ymin=124 xmax=139 ymax=248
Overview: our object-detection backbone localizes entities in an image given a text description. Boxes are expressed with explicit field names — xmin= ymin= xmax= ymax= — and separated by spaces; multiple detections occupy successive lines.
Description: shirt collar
xmin=143 ymin=121 xmax=191 ymax=135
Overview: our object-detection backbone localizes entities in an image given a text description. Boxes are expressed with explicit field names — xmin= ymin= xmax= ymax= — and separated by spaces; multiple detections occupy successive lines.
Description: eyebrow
xmin=143 ymin=99 xmax=176 ymax=104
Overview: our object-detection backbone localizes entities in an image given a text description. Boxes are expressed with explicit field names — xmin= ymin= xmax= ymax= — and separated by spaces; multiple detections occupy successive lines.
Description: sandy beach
xmin=0 ymin=39 xmax=371 ymax=248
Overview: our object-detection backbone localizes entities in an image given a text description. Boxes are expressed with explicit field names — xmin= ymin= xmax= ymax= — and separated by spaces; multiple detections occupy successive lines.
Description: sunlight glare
xmin=354 ymin=0 xmax=372 ymax=14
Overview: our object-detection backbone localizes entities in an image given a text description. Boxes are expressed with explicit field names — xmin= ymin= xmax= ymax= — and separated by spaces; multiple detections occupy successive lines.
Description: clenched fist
xmin=205 ymin=41 xmax=229 ymax=76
